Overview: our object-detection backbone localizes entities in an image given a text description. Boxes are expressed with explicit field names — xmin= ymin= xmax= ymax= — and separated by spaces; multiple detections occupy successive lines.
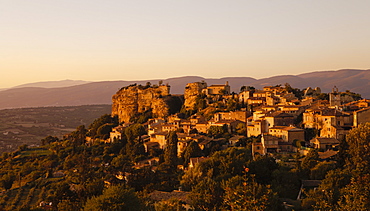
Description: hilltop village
xmin=0 ymin=81 xmax=369 ymax=210
xmin=109 ymin=81 xmax=366 ymax=160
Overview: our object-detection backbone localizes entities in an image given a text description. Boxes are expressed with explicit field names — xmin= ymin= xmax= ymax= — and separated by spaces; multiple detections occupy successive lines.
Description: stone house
xmin=161 ymin=123 xmax=178 ymax=132
xmin=247 ymin=120 xmax=266 ymax=137
xmin=268 ymin=126 xmax=305 ymax=143
xmin=209 ymin=119 xmax=244 ymax=134
xmin=194 ymin=122 xmax=209 ymax=134
xmin=264 ymin=112 xmax=295 ymax=128
xmin=229 ymin=135 xmax=246 ymax=146
xmin=144 ymin=142 xmax=160 ymax=153
xmin=263 ymin=85 xmax=285 ymax=93
xmin=353 ymin=107 xmax=370 ymax=127
xmin=278 ymin=141 xmax=295 ymax=153
xmin=310 ymin=137 xmax=339 ymax=150
xmin=277 ymin=105 xmax=305 ymax=117
xmin=261 ymin=105 xmax=278 ymax=112
xmin=303 ymin=107 xmax=352 ymax=140
xmin=239 ymin=90 xmax=254 ymax=104
xmin=253 ymin=91 xmax=273 ymax=98
xmin=109 ymin=125 xmax=129 ymax=142
xmin=190 ymin=115 xmax=206 ymax=125
xmin=150 ymin=132 xmax=168 ymax=149
xmin=202 ymin=82 xmax=230 ymax=95
xmin=261 ymin=134 xmax=280 ymax=154
xmin=214 ymin=110 xmax=247 ymax=122
xmin=177 ymin=139 xmax=193 ymax=157
xmin=247 ymin=97 xmax=265 ymax=106
xmin=303 ymin=108 xmax=351 ymax=129
xmin=147 ymin=118 xmax=166 ymax=135
xmin=252 ymin=142 xmax=264 ymax=155
xmin=266 ymin=96 xmax=280 ymax=106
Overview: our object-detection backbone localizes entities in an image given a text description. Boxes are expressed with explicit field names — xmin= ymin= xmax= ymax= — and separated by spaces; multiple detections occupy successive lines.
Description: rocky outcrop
xmin=112 ymin=85 xmax=171 ymax=123
xmin=184 ymin=82 xmax=207 ymax=110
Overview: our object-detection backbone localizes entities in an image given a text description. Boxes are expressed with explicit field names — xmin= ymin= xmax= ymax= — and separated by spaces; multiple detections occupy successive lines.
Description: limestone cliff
xmin=184 ymin=82 xmax=207 ymax=110
xmin=112 ymin=85 xmax=171 ymax=123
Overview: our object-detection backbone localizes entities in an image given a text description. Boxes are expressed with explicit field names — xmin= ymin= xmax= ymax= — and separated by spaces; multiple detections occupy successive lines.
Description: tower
xmin=329 ymin=86 xmax=341 ymax=106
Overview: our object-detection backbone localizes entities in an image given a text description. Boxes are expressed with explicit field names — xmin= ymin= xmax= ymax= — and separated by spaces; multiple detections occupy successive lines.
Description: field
xmin=0 ymin=105 xmax=112 ymax=154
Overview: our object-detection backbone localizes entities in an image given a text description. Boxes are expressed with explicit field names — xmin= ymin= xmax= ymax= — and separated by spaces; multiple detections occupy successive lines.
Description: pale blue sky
xmin=1 ymin=0 xmax=370 ymax=88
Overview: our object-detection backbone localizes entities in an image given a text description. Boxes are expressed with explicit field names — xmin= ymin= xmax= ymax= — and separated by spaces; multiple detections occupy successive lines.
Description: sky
xmin=1 ymin=0 xmax=370 ymax=88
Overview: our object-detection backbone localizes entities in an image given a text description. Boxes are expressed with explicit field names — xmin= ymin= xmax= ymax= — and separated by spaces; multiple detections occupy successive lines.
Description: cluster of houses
xmin=108 ymin=82 xmax=370 ymax=165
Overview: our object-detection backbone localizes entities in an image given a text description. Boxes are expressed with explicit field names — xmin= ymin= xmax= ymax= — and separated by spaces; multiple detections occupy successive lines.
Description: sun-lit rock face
xmin=112 ymin=85 xmax=170 ymax=123
xmin=184 ymin=82 xmax=207 ymax=110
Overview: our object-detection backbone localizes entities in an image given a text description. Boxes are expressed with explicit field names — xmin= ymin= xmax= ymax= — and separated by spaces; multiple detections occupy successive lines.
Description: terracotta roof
xmin=144 ymin=142 xmax=160 ymax=147
xmin=354 ymin=106 xmax=370 ymax=113
xmin=269 ymin=126 xmax=288 ymax=130
xmin=265 ymin=112 xmax=294 ymax=118
xmin=311 ymin=137 xmax=339 ymax=144
xmin=318 ymin=150 xmax=338 ymax=159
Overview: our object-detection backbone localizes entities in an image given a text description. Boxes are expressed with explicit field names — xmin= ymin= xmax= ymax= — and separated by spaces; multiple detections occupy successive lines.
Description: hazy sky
xmin=1 ymin=0 xmax=370 ymax=88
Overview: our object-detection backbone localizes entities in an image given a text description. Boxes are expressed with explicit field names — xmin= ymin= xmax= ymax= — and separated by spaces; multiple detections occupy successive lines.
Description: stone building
xmin=202 ymin=82 xmax=230 ymax=95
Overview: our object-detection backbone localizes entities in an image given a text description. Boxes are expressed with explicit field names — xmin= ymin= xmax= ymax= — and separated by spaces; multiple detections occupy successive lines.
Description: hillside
xmin=0 ymin=105 xmax=111 ymax=154
xmin=0 ymin=69 xmax=369 ymax=109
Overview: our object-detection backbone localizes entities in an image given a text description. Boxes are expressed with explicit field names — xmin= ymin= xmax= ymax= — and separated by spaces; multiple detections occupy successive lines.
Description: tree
xmin=0 ymin=173 xmax=15 ymax=190
xmin=271 ymin=167 xmax=300 ymax=199
xmin=189 ymin=177 xmax=223 ymax=211
xmin=218 ymin=89 xmax=227 ymax=95
xmin=83 ymin=185 xmax=143 ymax=211
xmin=223 ymin=175 xmax=279 ymax=211
xmin=240 ymin=86 xmax=247 ymax=92
xmin=181 ymin=147 xmax=252 ymax=190
xmin=235 ymin=123 xmax=246 ymax=135
xmin=310 ymin=161 xmax=336 ymax=180
xmin=226 ymin=98 xmax=239 ymax=111
xmin=41 ymin=136 xmax=59 ymax=145
xmin=70 ymin=125 xmax=88 ymax=146
xmin=301 ymin=169 xmax=352 ymax=210
xmin=284 ymin=83 xmax=303 ymax=99
xmin=300 ymin=149 xmax=319 ymax=178
xmin=316 ymin=93 xmax=329 ymax=101
xmin=96 ymin=123 xmax=115 ymax=140
xmin=247 ymin=155 xmax=278 ymax=185
xmin=154 ymin=198 xmax=186 ymax=211
xmin=125 ymin=124 xmax=145 ymax=141
xmin=207 ymin=125 xmax=228 ymax=138
xmin=183 ymin=141 xmax=203 ymax=166
xmin=346 ymin=123 xmax=370 ymax=174
xmin=195 ymin=96 xmax=207 ymax=111
xmin=338 ymin=174 xmax=370 ymax=210
xmin=164 ymin=131 xmax=178 ymax=167
xmin=88 ymin=114 xmax=118 ymax=138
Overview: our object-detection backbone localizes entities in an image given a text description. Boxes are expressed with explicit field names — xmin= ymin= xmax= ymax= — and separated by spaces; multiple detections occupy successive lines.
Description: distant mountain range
xmin=13 ymin=79 xmax=90 ymax=89
xmin=0 ymin=69 xmax=369 ymax=109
